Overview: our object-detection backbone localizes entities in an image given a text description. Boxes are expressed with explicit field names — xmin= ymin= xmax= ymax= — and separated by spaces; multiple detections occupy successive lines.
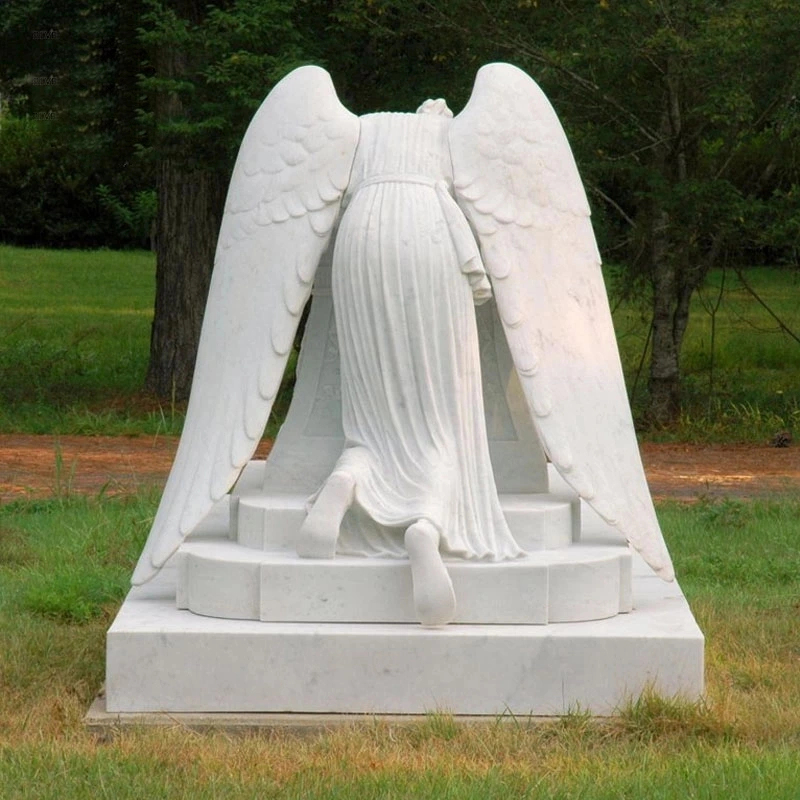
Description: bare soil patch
xmin=640 ymin=442 xmax=799 ymax=501
xmin=0 ymin=435 xmax=797 ymax=503
xmin=0 ymin=435 xmax=271 ymax=502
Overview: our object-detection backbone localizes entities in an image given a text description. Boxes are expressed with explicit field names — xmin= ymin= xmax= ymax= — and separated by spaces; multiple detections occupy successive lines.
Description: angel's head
xmin=416 ymin=98 xmax=453 ymax=118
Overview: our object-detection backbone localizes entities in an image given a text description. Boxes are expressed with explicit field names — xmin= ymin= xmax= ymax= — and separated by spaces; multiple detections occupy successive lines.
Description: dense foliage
xmin=325 ymin=0 xmax=800 ymax=423
xmin=0 ymin=1 xmax=152 ymax=247
xmin=1 ymin=0 xmax=798 ymax=417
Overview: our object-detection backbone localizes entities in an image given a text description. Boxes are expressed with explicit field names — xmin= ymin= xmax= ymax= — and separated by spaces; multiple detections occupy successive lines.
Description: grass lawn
xmin=611 ymin=265 xmax=800 ymax=440
xmin=0 ymin=492 xmax=798 ymax=797
xmin=0 ymin=246 xmax=178 ymax=435
xmin=1 ymin=244 xmax=799 ymax=440
xmin=1 ymin=245 xmax=798 ymax=796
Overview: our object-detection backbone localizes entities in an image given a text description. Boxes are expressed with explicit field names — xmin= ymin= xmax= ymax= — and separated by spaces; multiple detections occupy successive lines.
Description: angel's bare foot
xmin=297 ymin=471 xmax=355 ymax=558
xmin=405 ymin=520 xmax=456 ymax=626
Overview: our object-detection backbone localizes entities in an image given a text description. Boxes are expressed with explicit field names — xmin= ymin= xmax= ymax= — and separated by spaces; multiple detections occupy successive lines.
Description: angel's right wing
xmin=132 ymin=66 xmax=359 ymax=585
xmin=451 ymin=64 xmax=674 ymax=580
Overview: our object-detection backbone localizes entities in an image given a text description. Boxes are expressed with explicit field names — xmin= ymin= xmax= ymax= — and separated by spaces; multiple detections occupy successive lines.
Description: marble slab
xmin=106 ymin=470 xmax=703 ymax=716
xmin=175 ymin=539 xmax=630 ymax=624
xmin=106 ymin=566 xmax=703 ymax=715
xmin=234 ymin=488 xmax=577 ymax=553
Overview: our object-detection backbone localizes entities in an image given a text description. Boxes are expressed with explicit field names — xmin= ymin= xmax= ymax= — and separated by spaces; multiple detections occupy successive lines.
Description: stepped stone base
xmin=106 ymin=469 xmax=704 ymax=716
xmin=177 ymin=463 xmax=628 ymax=625
xmin=106 ymin=564 xmax=702 ymax=715
xmin=177 ymin=541 xmax=632 ymax=625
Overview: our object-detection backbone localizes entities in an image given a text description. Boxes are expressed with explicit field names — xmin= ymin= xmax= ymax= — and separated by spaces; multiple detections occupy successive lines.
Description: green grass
xmin=0 ymin=493 xmax=153 ymax=622
xmin=661 ymin=497 xmax=800 ymax=599
xmin=612 ymin=266 xmax=800 ymax=440
xmin=1 ymin=246 xmax=798 ymax=794
xmin=0 ymin=245 xmax=183 ymax=435
xmin=0 ymin=743 xmax=798 ymax=799
xmin=1 ymin=245 xmax=799 ymax=439
xmin=0 ymin=490 xmax=798 ymax=797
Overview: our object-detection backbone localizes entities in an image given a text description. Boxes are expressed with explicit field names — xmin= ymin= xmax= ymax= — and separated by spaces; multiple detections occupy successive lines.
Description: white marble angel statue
xmin=132 ymin=63 xmax=674 ymax=626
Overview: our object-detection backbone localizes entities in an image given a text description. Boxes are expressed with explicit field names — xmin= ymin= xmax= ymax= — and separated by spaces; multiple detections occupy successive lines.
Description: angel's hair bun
xmin=416 ymin=98 xmax=453 ymax=118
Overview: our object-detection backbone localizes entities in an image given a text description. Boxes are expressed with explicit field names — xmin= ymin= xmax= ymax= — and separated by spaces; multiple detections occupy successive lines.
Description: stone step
xmin=108 ymin=564 xmax=702 ymax=715
xmin=233 ymin=492 xmax=579 ymax=553
xmin=176 ymin=537 xmax=631 ymax=624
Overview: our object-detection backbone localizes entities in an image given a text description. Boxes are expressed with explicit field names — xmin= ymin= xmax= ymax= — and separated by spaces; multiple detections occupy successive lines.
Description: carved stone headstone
xmin=104 ymin=64 xmax=703 ymax=717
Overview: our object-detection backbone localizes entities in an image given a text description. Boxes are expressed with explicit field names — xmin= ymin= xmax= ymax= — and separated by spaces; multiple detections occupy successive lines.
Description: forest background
xmin=1 ymin=0 xmax=799 ymax=429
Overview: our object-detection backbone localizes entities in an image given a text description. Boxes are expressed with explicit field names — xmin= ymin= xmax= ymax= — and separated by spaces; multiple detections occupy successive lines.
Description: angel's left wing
xmin=132 ymin=66 xmax=359 ymax=585
xmin=450 ymin=63 xmax=674 ymax=580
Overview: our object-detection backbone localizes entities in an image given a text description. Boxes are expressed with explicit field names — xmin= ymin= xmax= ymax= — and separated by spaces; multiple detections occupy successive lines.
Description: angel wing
xmin=132 ymin=66 xmax=359 ymax=585
xmin=450 ymin=63 xmax=674 ymax=580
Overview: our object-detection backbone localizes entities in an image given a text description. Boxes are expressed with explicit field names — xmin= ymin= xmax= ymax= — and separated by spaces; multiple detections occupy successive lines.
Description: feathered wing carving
xmin=132 ymin=66 xmax=359 ymax=585
xmin=450 ymin=63 xmax=674 ymax=580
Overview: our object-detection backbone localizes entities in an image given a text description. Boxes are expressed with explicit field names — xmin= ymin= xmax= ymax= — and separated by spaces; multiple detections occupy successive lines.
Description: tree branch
xmin=586 ymin=181 xmax=635 ymax=227
xmin=734 ymin=268 xmax=800 ymax=346
xmin=421 ymin=2 xmax=663 ymax=145
xmin=508 ymin=39 xmax=663 ymax=145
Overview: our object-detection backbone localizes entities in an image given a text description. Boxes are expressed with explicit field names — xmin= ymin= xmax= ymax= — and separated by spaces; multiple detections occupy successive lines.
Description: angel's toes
xmin=296 ymin=471 xmax=355 ymax=559
xmin=405 ymin=521 xmax=456 ymax=627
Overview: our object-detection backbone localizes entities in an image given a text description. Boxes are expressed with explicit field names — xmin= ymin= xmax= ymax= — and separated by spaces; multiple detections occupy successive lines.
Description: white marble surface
xmin=233 ymin=462 xmax=575 ymax=553
xmin=110 ymin=64 xmax=704 ymax=713
xmin=176 ymin=540 xmax=630 ymax=624
xmin=131 ymin=66 xmax=360 ymax=586
xmin=182 ymin=464 xmax=626 ymax=624
xmin=109 ymin=466 xmax=702 ymax=715
xmin=259 ymin=264 xmax=549 ymax=499
xmin=107 ymin=565 xmax=703 ymax=715
xmin=133 ymin=63 xmax=675 ymax=598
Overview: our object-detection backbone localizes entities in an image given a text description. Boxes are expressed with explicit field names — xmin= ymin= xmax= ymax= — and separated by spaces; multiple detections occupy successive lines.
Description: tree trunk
xmin=647 ymin=63 xmax=689 ymax=428
xmin=647 ymin=207 xmax=683 ymax=427
xmin=144 ymin=0 xmax=226 ymax=400
xmin=145 ymin=162 xmax=226 ymax=399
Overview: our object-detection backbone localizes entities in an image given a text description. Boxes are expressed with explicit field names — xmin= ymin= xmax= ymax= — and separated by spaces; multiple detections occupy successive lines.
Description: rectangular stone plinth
xmin=106 ymin=565 xmax=703 ymax=716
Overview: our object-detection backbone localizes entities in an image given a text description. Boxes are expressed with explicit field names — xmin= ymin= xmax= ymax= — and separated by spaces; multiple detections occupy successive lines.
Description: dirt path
xmin=639 ymin=442 xmax=799 ymax=500
xmin=0 ymin=436 xmax=271 ymax=503
xmin=0 ymin=435 xmax=797 ymax=503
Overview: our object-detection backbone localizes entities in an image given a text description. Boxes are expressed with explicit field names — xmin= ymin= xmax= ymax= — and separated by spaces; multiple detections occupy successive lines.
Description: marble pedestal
xmin=106 ymin=468 xmax=703 ymax=716
xmin=107 ymin=277 xmax=703 ymax=716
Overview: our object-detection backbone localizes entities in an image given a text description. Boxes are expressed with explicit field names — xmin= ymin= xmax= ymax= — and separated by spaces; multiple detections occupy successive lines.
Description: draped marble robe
xmin=328 ymin=109 xmax=522 ymax=562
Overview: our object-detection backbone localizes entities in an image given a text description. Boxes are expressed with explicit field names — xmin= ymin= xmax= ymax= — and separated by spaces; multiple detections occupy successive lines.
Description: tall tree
xmin=138 ymin=0 xmax=473 ymax=398
xmin=138 ymin=0 xmax=305 ymax=398
xmin=420 ymin=0 xmax=800 ymax=424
